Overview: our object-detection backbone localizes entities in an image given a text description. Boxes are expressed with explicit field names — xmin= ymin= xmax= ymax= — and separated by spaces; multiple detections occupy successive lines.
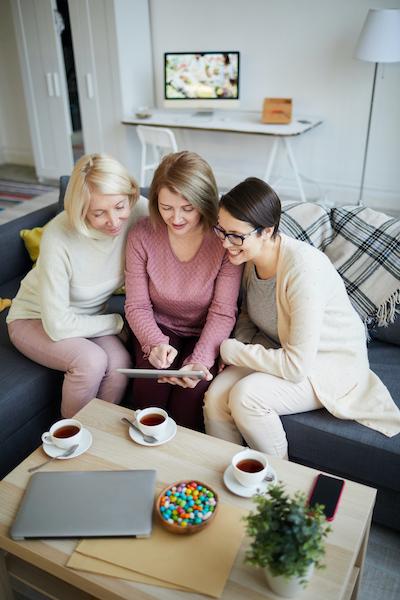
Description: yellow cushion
xmin=0 ymin=298 xmax=11 ymax=312
xmin=113 ymin=285 xmax=126 ymax=295
xmin=20 ymin=227 xmax=43 ymax=263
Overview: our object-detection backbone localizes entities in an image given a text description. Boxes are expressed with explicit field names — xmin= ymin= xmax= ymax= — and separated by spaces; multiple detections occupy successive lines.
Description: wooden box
xmin=262 ymin=98 xmax=292 ymax=124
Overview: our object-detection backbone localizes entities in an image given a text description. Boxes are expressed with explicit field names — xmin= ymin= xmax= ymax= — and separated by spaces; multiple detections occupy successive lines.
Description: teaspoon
xmin=28 ymin=444 xmax=79 ymax=472
xmin=121 ymin=416 xmax=159 ymax=444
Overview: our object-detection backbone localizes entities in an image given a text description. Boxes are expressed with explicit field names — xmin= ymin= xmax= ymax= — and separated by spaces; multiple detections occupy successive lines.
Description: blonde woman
xmin=7 ymin=154 xmax=148 ymax=417
xmin=124 ymin=151 xmax=242 ymax=431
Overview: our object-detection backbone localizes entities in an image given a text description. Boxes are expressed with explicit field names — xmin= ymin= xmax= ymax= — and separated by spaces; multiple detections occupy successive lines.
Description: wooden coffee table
xmin=0 ymin=398 xmax=376 ymax=600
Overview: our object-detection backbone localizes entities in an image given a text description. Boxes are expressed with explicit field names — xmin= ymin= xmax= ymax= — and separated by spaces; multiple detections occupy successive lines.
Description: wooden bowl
xmin=156 ymin=480 xmax=219 ymax=535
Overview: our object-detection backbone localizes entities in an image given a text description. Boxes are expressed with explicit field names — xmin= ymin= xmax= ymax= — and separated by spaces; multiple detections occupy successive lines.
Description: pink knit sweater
xmin=125 ymin=218 xmax=242 ymax=368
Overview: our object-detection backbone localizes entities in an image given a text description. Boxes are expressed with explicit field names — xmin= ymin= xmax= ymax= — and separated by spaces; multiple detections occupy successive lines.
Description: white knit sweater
xmin=7 ymin=196 xmax=148 ymax=341
xmin=221 ymin=234 xmax=400 ymax=437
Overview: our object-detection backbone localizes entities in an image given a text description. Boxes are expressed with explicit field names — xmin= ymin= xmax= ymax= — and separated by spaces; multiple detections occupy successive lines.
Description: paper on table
xmin=67 ymin=553 xmax=190 ymax=591
xmin=73 ymin=503 xmax=246 ymax=598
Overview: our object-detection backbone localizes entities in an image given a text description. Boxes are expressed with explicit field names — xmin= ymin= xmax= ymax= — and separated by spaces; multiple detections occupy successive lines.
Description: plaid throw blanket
xmin=280 ymin=202 xmax=400 ymax=327
xmin=324 ymin=206 xmax=400 ymax=327
xmin=281 ymin=201 xmax=334 ymax=251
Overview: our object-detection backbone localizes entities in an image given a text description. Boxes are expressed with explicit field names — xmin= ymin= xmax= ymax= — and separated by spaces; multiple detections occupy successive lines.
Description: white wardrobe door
xmin=12 ymin=0 xmax=74 ymax=179
xmin=68 ymin=0 xmax=104 ymax=154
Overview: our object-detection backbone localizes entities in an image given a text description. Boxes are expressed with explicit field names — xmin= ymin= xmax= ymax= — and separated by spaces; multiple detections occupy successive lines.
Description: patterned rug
xmin=0 ymin=179 xmax=58 ymax=225
xmin=0 ymin=179 xmax=56 ymax=211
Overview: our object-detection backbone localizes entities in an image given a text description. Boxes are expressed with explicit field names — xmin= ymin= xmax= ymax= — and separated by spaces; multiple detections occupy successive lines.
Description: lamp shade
xmin=355 ymin=8 xmax=400 ymax=63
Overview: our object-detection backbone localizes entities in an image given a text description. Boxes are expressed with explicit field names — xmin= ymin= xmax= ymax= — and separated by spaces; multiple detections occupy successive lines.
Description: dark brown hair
xmin=148 ymin=151 xmax=218 ymax=228
xmin=220 ymin=177 xmax=281 ymax=237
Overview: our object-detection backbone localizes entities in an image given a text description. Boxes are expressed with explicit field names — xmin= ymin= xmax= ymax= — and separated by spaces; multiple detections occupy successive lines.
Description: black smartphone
xmin=308 ymin=474 xmax=345 ymax=521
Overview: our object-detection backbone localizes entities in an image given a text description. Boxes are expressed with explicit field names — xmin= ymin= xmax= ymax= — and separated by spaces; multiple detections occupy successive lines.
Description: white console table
xmin=122 ymin=110 xmax=322 ymax=202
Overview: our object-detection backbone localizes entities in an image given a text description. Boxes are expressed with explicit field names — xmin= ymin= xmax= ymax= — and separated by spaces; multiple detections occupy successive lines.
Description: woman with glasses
xmin=204 ymin=177 xmax=400 ymax=458
xmin=124 ymin=151 xmax=242 ymax=431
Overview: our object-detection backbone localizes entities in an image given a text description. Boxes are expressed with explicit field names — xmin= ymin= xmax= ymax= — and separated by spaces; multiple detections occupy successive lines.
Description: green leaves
xmin=243 ymin=482 xmax=331 ymax=580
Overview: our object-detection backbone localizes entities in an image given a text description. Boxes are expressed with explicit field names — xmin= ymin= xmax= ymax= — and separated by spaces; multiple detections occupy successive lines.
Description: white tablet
xmin=116 ymin=368 xmax=206 ymax=379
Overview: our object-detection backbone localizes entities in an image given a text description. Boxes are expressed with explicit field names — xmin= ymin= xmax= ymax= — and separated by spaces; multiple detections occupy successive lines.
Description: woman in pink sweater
xmin=125 ymin=151 xmax=242 ymax=431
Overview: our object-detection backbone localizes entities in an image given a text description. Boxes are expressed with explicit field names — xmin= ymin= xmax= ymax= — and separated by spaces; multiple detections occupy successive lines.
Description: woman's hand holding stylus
xmin=149 ymin=343 xmax=177 ymax=369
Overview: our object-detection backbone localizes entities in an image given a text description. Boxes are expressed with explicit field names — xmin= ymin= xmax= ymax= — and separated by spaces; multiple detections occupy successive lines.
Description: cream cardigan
xmin=221 ymin=234 xmax=400 ymax=437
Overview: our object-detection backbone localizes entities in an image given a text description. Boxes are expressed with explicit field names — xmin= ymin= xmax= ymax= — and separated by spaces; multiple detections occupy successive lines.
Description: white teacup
xmin=136 ymin=407 xmax=169 ymax=440
xmin=41 ymin=418 xmax=82 ymax=449
xmin=232 ymin=449 xmax=269 ymax=488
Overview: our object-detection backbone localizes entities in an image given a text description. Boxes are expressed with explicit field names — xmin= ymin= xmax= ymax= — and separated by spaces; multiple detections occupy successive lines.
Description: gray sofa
xmin=1 ymin=178 xmax=399 ymax=532
xmin=0 ymin=201 xmax=62 ymax=478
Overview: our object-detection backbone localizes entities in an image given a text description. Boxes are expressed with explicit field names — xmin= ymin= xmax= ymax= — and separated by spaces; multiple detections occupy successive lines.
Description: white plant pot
xmin=264 ymin=563 xmax=314 ymax=598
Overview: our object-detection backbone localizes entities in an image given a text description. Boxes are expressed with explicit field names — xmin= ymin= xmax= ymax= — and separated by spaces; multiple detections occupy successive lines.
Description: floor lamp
xmin=354 ymin=8 xmax=400 ymax=205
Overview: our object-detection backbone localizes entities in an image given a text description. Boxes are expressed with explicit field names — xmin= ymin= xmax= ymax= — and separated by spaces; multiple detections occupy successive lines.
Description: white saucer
xmin=223 ymin=464 xmax=277 ymax=498
xmin=128 ymin=417 xmax=177 ymax=447
xmin=42 ymin=428 xmax=93 ymax=459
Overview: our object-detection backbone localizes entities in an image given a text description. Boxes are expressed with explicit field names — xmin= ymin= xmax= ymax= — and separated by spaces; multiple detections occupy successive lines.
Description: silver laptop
xmin=10 ymin=470 xmax=156 ymax=540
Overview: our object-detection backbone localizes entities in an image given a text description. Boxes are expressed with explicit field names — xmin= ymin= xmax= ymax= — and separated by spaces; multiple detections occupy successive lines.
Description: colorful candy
xmin=159 ymin=481 xmax=217 ymax=528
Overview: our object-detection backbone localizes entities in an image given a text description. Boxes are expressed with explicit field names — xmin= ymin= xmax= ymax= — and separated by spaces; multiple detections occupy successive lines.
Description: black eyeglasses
xmin=212 ymin=224 xmax=261 ymax=247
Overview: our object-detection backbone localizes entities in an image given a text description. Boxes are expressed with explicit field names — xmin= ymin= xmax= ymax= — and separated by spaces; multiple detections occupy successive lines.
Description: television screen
xmin=164 ymin=52 xmax=240 ymax=101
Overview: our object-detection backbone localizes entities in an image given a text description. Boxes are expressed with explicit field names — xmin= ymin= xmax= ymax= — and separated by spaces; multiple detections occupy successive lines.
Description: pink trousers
xmin=8 ymin=319 xmax=131 ymax=418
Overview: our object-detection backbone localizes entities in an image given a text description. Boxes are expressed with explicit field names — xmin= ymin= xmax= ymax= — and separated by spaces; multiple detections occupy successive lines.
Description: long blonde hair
xmin=64 ymin=153 xmax=139 ymax=237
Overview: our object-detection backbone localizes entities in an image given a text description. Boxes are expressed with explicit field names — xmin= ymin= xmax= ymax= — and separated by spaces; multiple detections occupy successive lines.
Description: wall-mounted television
xmin=164 ymin=52 xmax=240 ymax=110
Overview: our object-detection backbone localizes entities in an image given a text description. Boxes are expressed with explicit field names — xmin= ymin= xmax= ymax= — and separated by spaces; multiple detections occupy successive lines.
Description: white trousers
xmin=203 ymin=366 xmax=322 ymax=458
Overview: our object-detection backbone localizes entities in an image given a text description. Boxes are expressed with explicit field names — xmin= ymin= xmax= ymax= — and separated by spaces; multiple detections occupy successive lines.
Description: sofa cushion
xmin=368 ymin=339 xmax=400 ymax=403
xmin=0 ymin=305 xmax=11 ymax=345
xmin=1 ymin=400 xmax=60 ymax=479
xmin=0 ymin=203 xmax=59 ymax=287
xmin=106 ymin=294 xmax=125 ymax=316
xmin=324 ymin=206 xmax=400 ymax=327
xmin=284 ymin=407 xmax=400 ymax=487
xmin=0 ymin=343 xmax=62 ymax=443
xmin=59 ymin=175 xmax=69 ymax=211
xmin=0 ymin=276 xmax=25 ymax=309
xmin=370 ymin=304 xmax=400 ymax=346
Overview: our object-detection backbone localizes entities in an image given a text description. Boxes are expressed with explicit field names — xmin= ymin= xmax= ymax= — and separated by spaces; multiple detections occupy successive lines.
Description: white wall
xmin=113 ymin=0 xmax=154 ymax=175
xmin=149 ymin=0 xmax=400 ymax=212
xmin=114 ymin=0 xmax=154 ymax=117
xmin=0 ymin=0 xmax=33 ymax=165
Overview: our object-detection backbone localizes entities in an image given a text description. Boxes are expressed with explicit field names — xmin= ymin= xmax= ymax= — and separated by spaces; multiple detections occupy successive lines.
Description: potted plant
xmin=244 ymin=482 xmax=331 ymax=598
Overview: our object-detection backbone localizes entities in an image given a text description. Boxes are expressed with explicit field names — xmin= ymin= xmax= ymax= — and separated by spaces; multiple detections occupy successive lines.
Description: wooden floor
xmin=0 ymin=164 xmax=40 ymax=184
